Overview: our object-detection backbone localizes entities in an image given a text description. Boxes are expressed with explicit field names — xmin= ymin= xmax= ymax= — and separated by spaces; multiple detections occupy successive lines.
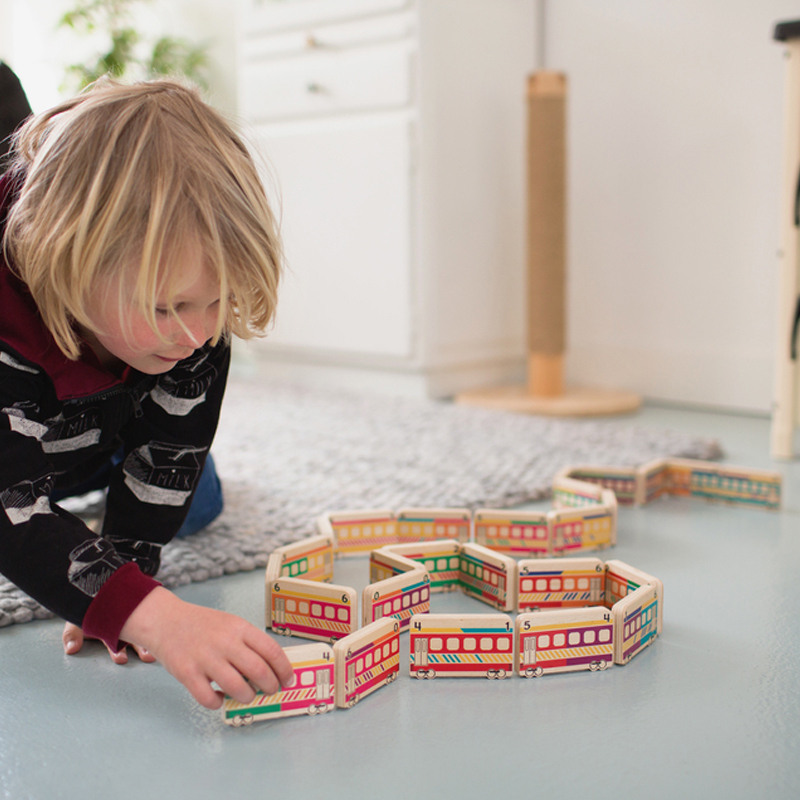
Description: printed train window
xmin=300 ymin=670 xmax=315 ymax=687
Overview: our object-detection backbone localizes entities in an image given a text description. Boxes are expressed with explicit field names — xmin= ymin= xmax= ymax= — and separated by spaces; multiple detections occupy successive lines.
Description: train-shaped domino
xmin=558 ymin=457 xmax=780 ymax=509
xmin=223 ymin=618 xmax=401 ymax=726
xmin=225 ymin=546 xmax=661 ymax=725
xmin=318 ymin=458 xmax=780 ymax=560
xmin=222 ymin=457 xmax=778 ymax=726
xmin=226 ymin=542 xmax=660 ymax=724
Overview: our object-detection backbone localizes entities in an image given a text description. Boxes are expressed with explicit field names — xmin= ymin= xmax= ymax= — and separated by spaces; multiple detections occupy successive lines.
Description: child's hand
xmin=119 ymin=587 xmax=294 ymax=709
xmin=62 ymin=621 xmax=156 ymax=664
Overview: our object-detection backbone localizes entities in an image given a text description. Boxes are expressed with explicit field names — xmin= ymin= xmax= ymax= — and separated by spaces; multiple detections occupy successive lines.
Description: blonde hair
xmin=2 ymin=78 xmax=281 ymax=359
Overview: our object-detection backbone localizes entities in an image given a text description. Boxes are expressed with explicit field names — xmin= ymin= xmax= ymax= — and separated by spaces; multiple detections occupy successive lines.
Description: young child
xmin=0 ymin=79 xmax=294 ymax=709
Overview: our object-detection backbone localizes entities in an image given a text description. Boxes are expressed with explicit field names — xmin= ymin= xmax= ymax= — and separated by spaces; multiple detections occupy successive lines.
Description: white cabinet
xmin=262 ymin=117 xmax=413 ymax=356
xmin=237 ymin=0 xmax=537 ymax=397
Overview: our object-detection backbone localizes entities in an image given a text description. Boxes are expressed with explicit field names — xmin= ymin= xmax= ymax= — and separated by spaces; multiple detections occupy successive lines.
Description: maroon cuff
xmin=81 ymin=562 xmax=161 ymax=652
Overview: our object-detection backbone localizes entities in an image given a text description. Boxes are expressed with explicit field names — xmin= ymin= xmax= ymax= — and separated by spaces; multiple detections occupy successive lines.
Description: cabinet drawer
xmin=242 ymin=0 xmax=410 ymax=36
xmin=240 ymin=41 xmax=413 ymax=121
xmin=240 ymin=9 xmax=416 ymax=61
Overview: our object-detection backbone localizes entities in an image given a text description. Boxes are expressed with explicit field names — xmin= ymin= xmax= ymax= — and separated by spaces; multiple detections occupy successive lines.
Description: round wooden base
xmin=455 ymin=384 xmax=642 ymax=417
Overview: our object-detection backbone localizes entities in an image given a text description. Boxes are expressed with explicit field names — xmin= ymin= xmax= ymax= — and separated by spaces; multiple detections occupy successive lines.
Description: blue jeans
xmin=52 ymin=452 xmax=224 ymax=538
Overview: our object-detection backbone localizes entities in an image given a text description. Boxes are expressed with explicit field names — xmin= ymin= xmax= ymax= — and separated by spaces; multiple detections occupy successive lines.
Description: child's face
xmin=85 ymin=243 xmax=222 ymax=375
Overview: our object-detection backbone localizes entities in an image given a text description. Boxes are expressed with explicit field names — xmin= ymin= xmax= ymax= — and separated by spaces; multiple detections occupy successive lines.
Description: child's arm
xmin=119 ymin=587 xmax=294 ymax=708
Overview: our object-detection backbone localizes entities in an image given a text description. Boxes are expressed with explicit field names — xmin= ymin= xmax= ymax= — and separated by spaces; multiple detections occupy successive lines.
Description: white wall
xmin=547 ymin=0 xmax=799 ymax=413
xmin=4 ymin=0 xmax=795 ymax=413
xmin=0 ymin=0 xmax=237 ymax=113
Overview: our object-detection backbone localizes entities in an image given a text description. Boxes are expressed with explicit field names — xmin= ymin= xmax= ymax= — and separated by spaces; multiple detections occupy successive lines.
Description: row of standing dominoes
xmin=265 ymin=533 xmax=660 ymax=634
xmin=558 ymin=457 xmax=781 ymax=509
xmin=224 ymin=557 xmax=662 ymax=725
xmin=227 ymin=528 xmax=663 ymax=725
xmin=227 ymin=454 xmax=776 ymax=726
xmin=315 ymin=458 xmax=781 ymax=565
xmin=223 ymin=618 xmax=400 ymax=726
xmin=318 ymin=483 xmax=618 ymax=560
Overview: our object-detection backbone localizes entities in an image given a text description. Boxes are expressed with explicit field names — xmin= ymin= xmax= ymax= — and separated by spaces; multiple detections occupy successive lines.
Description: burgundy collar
xmin=0 ymin=172 xmax=125 ymax=400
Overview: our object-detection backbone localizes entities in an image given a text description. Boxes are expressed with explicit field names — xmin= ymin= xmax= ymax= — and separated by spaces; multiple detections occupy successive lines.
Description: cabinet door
xmin=253 ymin=116 xmax=413 ymax=357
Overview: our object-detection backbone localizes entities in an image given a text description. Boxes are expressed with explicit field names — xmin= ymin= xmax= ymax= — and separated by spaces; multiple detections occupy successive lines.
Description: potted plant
xmin=59 ymin=0 xmax=210 ymax=92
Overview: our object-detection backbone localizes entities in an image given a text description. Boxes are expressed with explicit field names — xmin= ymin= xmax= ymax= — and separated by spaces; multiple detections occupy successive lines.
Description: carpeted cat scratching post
xmin=458 ymin=71 xmax=640 ymax=416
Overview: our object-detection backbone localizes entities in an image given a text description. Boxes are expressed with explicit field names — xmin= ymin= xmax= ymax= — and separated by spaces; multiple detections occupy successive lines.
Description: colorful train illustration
xmin=223 ymin=618 xmax=401 ymax=726
xmin=318 ymin=507 xmax=471 ymax=557
xmin=226 ymin=456 xmax=779 ymax=725
xmin=222 ymin=642 xmax=335 ymax=726
xmin=268 ymin=578 xmax=358 ymax=642
xmin=516 ymin=607 xmax=614 ymax=677
xmin=362 ymin=568 xmax=431 ymax=630
xmin=409 ymin=614 xmax=514 ymax=679
xmin=561 ymin=458 xmax=781 ymax=510
xmin=407 ymin=559 xmax=662 ymax=679
xmin=315 ymin=458 xmax=778 ymax=564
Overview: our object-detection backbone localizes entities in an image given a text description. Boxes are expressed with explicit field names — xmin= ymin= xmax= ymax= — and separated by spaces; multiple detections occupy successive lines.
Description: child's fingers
xmin=206 ymin=663 xmax=258 ymax=706
xmin=243 ymin=629 xmax=294 ymax=687
xmin=181 ymin=671 xmax=225 ymax=710
xmin=131 ymin=644 xmax=157 ymax=663
xmin=62 ymin=622 xmax=84 ymax=655
xmin=104 ymin=643 xmax=129 ymax=665
xmin=231 ymin=649 xmax=283 ymax=697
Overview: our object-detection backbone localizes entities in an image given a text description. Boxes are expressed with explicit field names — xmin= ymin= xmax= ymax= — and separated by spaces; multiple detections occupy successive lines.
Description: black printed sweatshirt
xmin=0 ymin=173 xmax=230 ymax=649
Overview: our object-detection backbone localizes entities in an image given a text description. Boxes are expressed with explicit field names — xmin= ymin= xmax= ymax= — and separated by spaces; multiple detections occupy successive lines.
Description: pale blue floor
xmin=1 ymin=403 xmax=799 ymax=800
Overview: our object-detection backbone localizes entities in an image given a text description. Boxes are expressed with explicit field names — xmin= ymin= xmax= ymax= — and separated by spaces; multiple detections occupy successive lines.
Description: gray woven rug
xmin=0 ymin=376 xmax=722 ymax=627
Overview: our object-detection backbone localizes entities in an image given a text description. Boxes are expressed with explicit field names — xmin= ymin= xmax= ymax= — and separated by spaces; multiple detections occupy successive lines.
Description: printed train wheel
xmin=530 ymin=666 xmax=543 ymax=677
xmin=599 ymin=660 xmax=609 ymax=670
xmin=524 ymin=667 xmax=535 ymax=679
xmin=497 ymin=669 xmax=507 ymax=679
xmin=231 ymin=713 xmax=254 ymax=727
xmin=590 ymin=661 xmax=600 ymax=672
xmin=427 ymin=669 xmax=436 ymax=680
xmin=308 ymin=704 xmax=318 ymax=716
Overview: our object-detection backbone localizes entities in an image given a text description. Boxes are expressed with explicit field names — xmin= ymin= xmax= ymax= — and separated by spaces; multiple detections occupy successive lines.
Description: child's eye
xmin=155 ymin=308 xmax=171 ymax=317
